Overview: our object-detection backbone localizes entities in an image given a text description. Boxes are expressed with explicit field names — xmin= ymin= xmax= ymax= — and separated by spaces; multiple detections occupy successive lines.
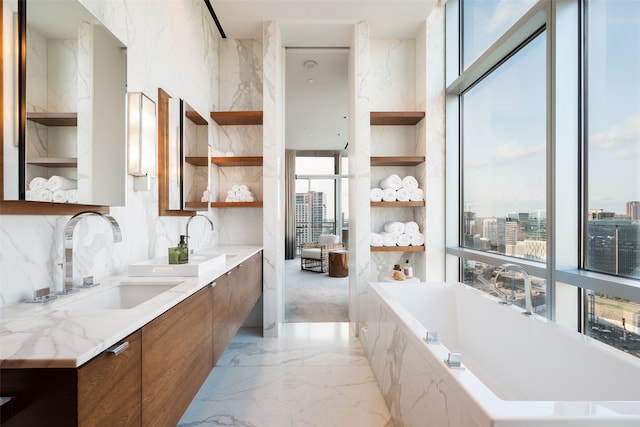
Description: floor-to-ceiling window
xmin=583 ymin=0 xmax=640 ymax=352
xmin=446 ymin=0 xmax=640 ymax=357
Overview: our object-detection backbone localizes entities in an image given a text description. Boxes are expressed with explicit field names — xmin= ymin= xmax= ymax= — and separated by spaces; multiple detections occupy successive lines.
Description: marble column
xmin=351 ymin=21 xmax=372 ymax=331
xmin=262 ymin=21 xmax=285 ymax=337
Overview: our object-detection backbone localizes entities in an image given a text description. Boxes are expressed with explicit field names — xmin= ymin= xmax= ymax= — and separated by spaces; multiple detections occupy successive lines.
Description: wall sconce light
xmin=128 ymin=92 xmax=156 ymax=191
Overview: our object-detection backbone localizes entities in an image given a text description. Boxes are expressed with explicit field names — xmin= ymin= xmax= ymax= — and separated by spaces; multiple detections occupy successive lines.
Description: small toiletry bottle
xmin=178 ymin=235 xmax=189 ymax=264
xmin=393 ymin=264 xmax=401 ymax=271
xmin=168 ymin=247 xmax=181 ymax=264
xmin=403 ymin=260 xmax=413 ymax=277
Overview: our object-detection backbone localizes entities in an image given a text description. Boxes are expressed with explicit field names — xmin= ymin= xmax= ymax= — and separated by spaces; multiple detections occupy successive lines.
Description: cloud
xmin=487 ymin=0 xmax=535 ymax=34
xmin=591 ymin=112 xmax=640 ymax=150
xmin=494 ymin=141 xmax=545 ymax=160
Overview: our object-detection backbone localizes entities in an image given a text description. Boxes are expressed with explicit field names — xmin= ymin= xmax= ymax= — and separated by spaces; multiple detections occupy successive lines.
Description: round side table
xmin=328 ymin=250 xmax=348 ymax=277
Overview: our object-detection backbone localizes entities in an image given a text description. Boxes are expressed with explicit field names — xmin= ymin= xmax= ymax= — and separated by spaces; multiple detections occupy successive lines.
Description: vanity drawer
xmin=78 ymin=330 xmax=142 ymax=426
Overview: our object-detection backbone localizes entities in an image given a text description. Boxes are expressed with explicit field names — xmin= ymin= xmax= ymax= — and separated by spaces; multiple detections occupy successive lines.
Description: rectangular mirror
xmin=159 ymin=88 xmax=209 ymax=215
xmin=2 ymin=0 xmax=127 ymax=211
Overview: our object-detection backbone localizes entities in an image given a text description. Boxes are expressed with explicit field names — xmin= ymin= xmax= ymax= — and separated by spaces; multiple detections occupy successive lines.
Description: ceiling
xmin=211 ymin=0 xmax=438 ymax=151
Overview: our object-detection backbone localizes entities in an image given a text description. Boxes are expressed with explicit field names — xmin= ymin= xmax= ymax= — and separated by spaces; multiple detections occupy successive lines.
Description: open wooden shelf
xmin=184 ymin=156 xmax=263 ymax=167
xmin=211 ymin=156 xmax=263 ymax=167
xmin=210 ymin=111 xmax=263 ymax=125
xmin=185 ymin=110 xmax=208 ymax=125
xmin=371 ymin=156 xmax=425 ymax=167
xmin=370 ymin=201 xmax=424 ymax=207
xmin=27 ymin=157 xmax=77 ymax=168
xmin=26 ymin=112 xmax=77 ymax=126
xmin=185 ymin=201 xmax=263 ymax=209
xmin=370 ymin=111 xmax=425 ymax=126
xmin=370 ymin=246 xmax=425 ymax=252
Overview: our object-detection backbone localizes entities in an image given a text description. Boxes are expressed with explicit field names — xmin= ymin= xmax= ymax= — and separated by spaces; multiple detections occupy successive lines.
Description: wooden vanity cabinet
xmin=0 ymin=251 xmax=262 ymax=426
xmin=0 ymin=331 xmax=141 ymax=427
xmin=212 ymin=251 xmax=263 ymax=365
xmin=141 ymin=286 xmax=213 ymax=427
xmin=78 ymin=331 xmax=142 ymax=426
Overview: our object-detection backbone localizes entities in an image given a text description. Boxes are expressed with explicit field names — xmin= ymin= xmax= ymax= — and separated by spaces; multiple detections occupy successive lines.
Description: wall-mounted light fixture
xmin=127 ymin=92 xmax=156 ymax=191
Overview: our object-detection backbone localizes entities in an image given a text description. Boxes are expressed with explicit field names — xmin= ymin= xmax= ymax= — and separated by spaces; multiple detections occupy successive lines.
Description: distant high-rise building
xmin=627 ymin=201 xmax=640 ymax=220
xmin=589 ymin=209 xmax=616 ymax=220
xmin=296 ymin=191 xmax=327 ymax=247
xmin=587 ymin=219 xmax=640 ymax=278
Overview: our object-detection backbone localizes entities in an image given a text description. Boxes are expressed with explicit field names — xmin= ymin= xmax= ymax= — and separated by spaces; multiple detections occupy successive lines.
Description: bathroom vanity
xmin=0 ymin=246 xmax=263 ymax=427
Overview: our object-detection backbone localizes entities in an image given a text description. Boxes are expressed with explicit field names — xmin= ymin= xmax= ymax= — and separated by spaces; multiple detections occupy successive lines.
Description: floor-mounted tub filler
xmin=363 ymin=282 xmax=640 ymax=427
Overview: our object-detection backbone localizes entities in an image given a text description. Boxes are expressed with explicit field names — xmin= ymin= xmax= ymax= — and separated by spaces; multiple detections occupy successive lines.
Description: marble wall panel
xmin=1 ymin=0 xmax=220 ymax=306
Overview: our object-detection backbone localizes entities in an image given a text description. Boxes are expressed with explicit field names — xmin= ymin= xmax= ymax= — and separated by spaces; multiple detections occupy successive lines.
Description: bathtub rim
xmin=366 ymin=281 xmax=640 ymax=423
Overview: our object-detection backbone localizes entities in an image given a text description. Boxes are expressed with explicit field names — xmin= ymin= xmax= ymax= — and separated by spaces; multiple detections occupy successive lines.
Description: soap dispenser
xmin=178 ymin=235 xmax=189 ymax=264
xmin=403 ymin=260 xmax=413 ymax=277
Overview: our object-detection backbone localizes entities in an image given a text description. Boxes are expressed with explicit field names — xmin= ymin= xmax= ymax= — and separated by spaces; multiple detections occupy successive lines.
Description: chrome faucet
xmin=60 ymin=211 xmax=122 ymax=294
xmin=185 ymin=214 xmax=214 ymax=252
xmin=493 ymin=263 xmax=533 ymax=316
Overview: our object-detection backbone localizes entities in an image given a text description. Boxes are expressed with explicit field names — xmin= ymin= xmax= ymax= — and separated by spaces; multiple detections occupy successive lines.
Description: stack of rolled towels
xmin=225 ymin=184 xmax=255 ymax=202
xmin=370 ymin=221 xmax=425 ymax=247
xmin=26 ymin=176 xmax=77 ymax=203
xmin=370 ymin=174 xmax=424 ymax=202
xmin=201 ymin=189 xmax=212 ymax=203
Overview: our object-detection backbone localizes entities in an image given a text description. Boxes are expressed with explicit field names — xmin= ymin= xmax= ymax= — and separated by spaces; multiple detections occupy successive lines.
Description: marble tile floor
xmin=179 ymin=322 xmax=394 ymax=427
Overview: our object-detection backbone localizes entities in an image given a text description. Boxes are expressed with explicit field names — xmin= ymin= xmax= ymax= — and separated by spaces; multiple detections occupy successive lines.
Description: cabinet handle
xmin=225 ymin=271 xmax=232 ymax=276
xmin=210 ymin=281 xmax=217 ymax=287
xmin=236 ymin=263 xmax=243 ymax=269
xmin=106 ymin=341 xmax=129 ymax=356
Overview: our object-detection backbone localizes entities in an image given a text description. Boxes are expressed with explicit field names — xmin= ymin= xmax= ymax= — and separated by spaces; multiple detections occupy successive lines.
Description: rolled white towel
xmin=25 ymin=190 xmax=36 ymax=201
xmin=240 ymin=194 xmax=255 ymax=202
xmin=238 ymin=184 xmax=249 ymax=192
xmin=37 ymin=189 xmax=53 ymax=202
xmin=410 ymin=233 xmax=425 ymax=246
xmin=370 ymin=188 xmax=383 ymax=202
xmin=231 ymin=184 xmax=242 ymax=192
xmin=370 ymin=232 xmax=384 ymax=247
xmin=225 ymin=195 xmax=239 ymax=202
xmin=66 ymin=189 xmax=78 ymax=203
xmin=402 ymin=175 xmax=419 ymax=190
xmin=380 ymin=231 xmax=398 ymax=247
xmin=396 ymin=188 xmax=410 ymax=202
xmin=405 ymin=221 xmax=420 ymax=235
xmin=409 ymin=188 xmax=424 ymax=201
xmin=47 ymin=175 xmax=77 ymax=191
xmin=380 ymin=174 xmax=403 ymax=190
xmin=397 ymin=234 xmax=411 ymax=247
xmin=382 ymin=188 xmax=397 ymax=202
xmin=53 ymin=189 xmax=67 ymax=203
xmin=29 ymin=177 xmax=48 ymax=191
xmin=384 ymin=221 xmax=405 ymax=235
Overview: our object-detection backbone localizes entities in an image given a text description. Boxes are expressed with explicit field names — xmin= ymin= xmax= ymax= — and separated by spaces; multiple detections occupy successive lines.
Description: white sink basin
xmin=128 ymin=253 xmax=226 ymax=277
xmin=56 ymin=281 xmax=182 ymax=310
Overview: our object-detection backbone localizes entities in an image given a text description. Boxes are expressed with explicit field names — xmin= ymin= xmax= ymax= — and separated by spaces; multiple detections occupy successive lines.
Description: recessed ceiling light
xmin=303 ymin=59 xmax=318 ymax=69
xmin=308 ymin=78 xmax=315 ymax=84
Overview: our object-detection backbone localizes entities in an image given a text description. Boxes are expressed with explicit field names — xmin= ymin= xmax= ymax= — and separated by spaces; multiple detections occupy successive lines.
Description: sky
xmin=462 ymin=0 xmax=639 ymax=218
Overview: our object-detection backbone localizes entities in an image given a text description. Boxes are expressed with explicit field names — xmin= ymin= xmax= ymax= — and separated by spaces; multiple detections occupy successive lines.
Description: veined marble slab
xmin=0 ymin=246 xmax=261 ymax=368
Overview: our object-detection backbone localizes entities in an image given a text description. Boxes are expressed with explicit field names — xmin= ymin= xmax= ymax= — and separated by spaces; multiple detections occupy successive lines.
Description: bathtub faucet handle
xmin=425 ymin=330 xmax=439 ymax=344
xmin=445 ymin=352 xmax=464 ymax=369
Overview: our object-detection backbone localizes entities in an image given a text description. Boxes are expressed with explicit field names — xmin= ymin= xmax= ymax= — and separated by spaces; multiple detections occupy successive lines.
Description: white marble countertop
xmin=0 ymin=245 xmax=262 ymax=369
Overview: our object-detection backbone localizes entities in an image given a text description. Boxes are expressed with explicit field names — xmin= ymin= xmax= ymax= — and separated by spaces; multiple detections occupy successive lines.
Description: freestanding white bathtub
xmin=363 ymin=282 xmax=640 ymax=427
